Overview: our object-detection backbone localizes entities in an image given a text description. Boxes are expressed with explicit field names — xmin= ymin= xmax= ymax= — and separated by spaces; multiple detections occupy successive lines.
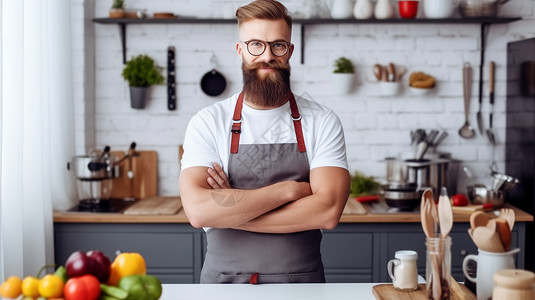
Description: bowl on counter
xmin=381 ymin=185 xmax=422 ymax=211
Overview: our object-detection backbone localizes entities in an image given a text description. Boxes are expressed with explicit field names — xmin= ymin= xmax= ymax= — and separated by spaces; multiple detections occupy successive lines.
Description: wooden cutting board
xmin=452 ymin=204 xmax=493 ymax=214
xmin=373 ymin=282 xmax=476 ymax=300
xmin=343 ymin=198 xmax=367 ymax=215
xmin=123 ymin=196 xmax=182 ymax=215
xmin=110 ymin=150 xmax=158 ymax=199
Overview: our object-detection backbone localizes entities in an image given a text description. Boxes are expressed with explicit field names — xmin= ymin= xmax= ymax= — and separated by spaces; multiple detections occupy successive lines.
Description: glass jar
xmin=426 ymin=236 xmax=451 ymax=300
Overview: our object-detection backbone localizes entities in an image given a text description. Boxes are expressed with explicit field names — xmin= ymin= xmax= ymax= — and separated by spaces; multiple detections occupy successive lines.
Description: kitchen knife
xmin=476 ymin=76 xmax=484 ymax=134
xmin=487 ymin=61 xmax=496 ymax=144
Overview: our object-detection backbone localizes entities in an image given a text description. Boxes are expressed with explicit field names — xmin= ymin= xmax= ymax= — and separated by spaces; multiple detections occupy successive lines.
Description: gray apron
xmin=200 ymin=93 xmax=325 ymax=284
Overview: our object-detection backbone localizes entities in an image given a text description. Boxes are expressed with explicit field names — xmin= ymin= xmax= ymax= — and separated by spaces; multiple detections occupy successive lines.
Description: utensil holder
xmin=426 ymin=236 xmax=452 ymax=300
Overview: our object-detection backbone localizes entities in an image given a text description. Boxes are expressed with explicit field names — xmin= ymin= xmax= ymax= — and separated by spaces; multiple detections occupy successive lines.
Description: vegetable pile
xmin=350 ymin=171 xmax=381 ymax=197
xmin=0 ymin=250 xmax=162 ymax=300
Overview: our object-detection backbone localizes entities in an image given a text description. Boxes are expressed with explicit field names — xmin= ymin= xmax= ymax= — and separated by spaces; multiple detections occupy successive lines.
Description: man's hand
xmin=206 ymin=163 xmax=231 ymax=189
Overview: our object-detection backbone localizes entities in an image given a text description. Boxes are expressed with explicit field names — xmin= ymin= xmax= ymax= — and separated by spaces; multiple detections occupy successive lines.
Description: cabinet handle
xmin=460 ymin=249 xmax=467 ymax=256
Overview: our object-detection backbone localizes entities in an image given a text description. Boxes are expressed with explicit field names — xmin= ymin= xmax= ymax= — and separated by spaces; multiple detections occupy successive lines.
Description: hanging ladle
xmin=459 ymin=62 xmax=476 ymax=139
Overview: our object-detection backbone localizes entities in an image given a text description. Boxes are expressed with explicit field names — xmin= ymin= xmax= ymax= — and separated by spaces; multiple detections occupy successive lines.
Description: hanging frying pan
xmin=200 ymin=55 xmax=227 ymax=97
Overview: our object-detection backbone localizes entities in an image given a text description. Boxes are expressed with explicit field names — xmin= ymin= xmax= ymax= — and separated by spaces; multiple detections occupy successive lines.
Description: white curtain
xmin=0 ymin=0 xmax=76 ymax=279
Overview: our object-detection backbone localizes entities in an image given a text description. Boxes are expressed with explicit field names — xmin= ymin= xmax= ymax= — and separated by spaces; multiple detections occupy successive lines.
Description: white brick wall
xmin=71 ymin=0 xmax=535 ymax=196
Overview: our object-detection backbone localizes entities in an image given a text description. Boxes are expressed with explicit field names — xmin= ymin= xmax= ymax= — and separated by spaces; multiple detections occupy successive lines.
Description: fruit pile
xmin=0 ymin=250 xmax=162 ymax=300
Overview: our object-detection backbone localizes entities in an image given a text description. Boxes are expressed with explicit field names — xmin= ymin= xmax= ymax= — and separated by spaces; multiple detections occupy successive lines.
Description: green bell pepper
xmin=117 ymin=275 xmax=162 ymax=300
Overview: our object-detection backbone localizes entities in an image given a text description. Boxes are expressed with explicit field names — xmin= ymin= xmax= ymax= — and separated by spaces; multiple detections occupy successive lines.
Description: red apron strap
xmin=230 ymin=92 xmax=244 ymax=154
xmin=230 ymin=92 xmax=306 ymax=154
xmin=289 ymin=93 xmax=306 ymax=153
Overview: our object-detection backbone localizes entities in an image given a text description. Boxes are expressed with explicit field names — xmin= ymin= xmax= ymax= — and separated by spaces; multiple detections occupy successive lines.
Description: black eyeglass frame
xmin=242 ymin=40 xmax=292 ymax=57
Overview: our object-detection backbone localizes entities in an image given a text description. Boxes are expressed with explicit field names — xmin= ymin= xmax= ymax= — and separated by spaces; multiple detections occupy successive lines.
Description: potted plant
xmin=122 ymin=54 xmax=164 ymax=109
xmin=109 ymin=0 xmax=125 ymax=18
xmin=332 ymin=57 xmax=355 ymax=95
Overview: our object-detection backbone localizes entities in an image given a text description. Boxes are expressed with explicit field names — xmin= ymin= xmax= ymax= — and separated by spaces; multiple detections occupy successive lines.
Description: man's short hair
xmin=236 ymin=0 xmax=292 ymax=30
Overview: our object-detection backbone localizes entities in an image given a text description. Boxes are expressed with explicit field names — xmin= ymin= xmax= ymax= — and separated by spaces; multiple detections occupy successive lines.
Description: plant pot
xmin=129 ymin=86 xmax=149 ymax=109
xmin=332 ymin=73 xmax=355 ymax=95
xmin=109 ymin=8 xmax=125 ymax=19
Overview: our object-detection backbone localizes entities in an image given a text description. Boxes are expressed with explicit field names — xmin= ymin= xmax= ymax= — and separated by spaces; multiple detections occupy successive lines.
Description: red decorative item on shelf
xmin=398 ymin=0 xmax=419 ymax=18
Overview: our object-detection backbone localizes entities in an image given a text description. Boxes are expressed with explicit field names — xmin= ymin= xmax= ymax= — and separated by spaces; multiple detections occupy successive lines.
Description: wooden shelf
xmin=92 ymin=16 xmax=521 ymax=104
xmin=93 ymin=16 xmax=521 ymax=25
xmin=92 ymin=16 xmax=520 ymax=64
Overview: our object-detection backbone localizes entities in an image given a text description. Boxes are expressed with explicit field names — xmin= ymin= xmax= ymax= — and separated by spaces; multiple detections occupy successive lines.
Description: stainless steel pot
xmin=71 ymin=155 xmax=119 ymax=180
xmin=467 ymin=184 xmax=505 ymax=208
xmin=382 ymin=188 xmax=422 ymax=210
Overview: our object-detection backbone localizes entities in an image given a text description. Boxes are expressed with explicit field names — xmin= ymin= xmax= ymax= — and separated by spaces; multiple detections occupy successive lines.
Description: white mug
xmin=423 ymin=0 xmax=458 ymax=18
xmin=463 ymin=248 xmax=521 ymax=300
xmin=388 ymin=250 xmax=418 ymax=291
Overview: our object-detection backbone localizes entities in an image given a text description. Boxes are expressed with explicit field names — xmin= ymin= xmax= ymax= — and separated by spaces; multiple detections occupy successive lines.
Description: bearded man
xmin=179 ymin=0 xmax=350 ymax=284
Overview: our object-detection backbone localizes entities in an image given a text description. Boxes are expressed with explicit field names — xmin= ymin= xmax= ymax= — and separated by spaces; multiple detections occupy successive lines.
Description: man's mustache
xmin=243 ymin=60 xmax=290 ymax=72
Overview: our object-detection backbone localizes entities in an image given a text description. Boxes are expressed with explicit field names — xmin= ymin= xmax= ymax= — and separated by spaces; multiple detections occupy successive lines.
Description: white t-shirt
xmin=181 ymin=92 xmax=348 ymax=173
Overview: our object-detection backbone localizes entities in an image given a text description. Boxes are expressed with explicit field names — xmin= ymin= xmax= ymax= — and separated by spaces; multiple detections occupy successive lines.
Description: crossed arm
xmin=179 ymin=163 xmax=350 ymax=233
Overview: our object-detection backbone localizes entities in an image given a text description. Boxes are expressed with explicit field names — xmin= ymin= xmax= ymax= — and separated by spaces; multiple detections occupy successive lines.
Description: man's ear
xmin=287 ymin=43 xmax=295 ymax=60
xmin=236 ymin=42 xmax=243 ymax=57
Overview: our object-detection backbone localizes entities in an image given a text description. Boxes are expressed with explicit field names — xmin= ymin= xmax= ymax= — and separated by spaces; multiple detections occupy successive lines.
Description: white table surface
xmin=161 ymin=283 xmax=378 ymax=300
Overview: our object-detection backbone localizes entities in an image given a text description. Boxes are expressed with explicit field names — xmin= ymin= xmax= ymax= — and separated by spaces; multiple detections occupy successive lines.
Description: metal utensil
xmin=487 ymin=61 xmax=496 ymax=144
xmin=373 ymin=64 xmax=383 ymax=81
xmin=432 ymin=131 xmax=448 ymax=147
xmin=477 ymin=79 xmax=484 ymax=135
xmin=459 ymin=63 xmax=476 ymax=138
xmin=415 ymin=141 xmax=429 ymax=160
xmin=438 ymin=187 xmax=453 ymax=238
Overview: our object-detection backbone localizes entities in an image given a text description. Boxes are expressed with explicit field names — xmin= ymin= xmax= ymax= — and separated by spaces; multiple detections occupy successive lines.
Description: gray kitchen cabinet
xmin=54 ymin=223 xmax=205 ymax=283
xmin=54 ymin=221 xmax=526 ymax=284
xmin=321 ymin=222 xmax=524 ymax=283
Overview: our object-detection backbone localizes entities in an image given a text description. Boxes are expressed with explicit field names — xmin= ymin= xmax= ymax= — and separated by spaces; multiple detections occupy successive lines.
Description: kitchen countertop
xmin=53 ymin=197 xmax=534 ymax=224
xmin=160 ymin=281 xmax=475 ymax=300
xmin=160 ymin=283 xmax=377 ymax=300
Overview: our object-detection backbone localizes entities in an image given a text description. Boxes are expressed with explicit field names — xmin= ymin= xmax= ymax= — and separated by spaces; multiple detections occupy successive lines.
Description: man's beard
xmin=242 ymin=59 xmax=291 ymax=108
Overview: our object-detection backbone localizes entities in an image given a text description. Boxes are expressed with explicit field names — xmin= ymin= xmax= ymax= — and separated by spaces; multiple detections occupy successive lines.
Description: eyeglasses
xmin=243 ymin=40 xmax=291 ymax=57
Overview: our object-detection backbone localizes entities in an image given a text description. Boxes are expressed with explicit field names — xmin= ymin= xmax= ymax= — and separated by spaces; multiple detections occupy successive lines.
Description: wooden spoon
xmin=373 ymin=64 xmax=383 ymax=81
xmin=470 ymin=225 xmax=505 ymax=252
xmin=500 ymin=208 xmax=515 ymax=231
xmin=438 ymin=187 xmax=453 ymax=238
xmin=495 ymin=218 xmax=512 ymax=251
xmin=421 ymin=189 xmax=435 ymax=238
xmin=470 ymin=211 xmax=490 ymax=230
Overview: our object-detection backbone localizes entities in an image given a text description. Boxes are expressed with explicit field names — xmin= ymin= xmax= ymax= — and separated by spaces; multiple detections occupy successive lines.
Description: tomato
xmin=38 ymin=274 xmax=64 ymax=298
xmin=452 ymin=194 xmax=469 ymax=206
xmin=64 ymin=274 xmax=100 ymax=300
xmin=0 ymin=276 xmax=23 ymax=299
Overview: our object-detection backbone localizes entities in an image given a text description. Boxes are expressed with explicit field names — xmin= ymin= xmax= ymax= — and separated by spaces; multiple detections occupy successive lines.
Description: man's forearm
xmin=179 ymin=167 xmax=312 ymax=228
xmin=233 ymin=167 xmax=350 ymax=233
xmin=232 ymin=192 xmax=346 ymax=233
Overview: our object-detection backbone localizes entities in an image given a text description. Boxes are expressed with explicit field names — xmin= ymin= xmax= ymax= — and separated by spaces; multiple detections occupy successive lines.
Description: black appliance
xmin=68 ymin=198 xmax=136 ymax=213
xmin=506 ymin=37 xmax=535 ymax=271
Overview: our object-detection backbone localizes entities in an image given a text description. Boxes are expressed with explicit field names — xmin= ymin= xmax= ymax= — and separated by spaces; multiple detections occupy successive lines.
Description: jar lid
xmin=395 ymin=250 xmax=418 ymax=260
xmin=493 ymin=269 xmax=535 ymax=289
